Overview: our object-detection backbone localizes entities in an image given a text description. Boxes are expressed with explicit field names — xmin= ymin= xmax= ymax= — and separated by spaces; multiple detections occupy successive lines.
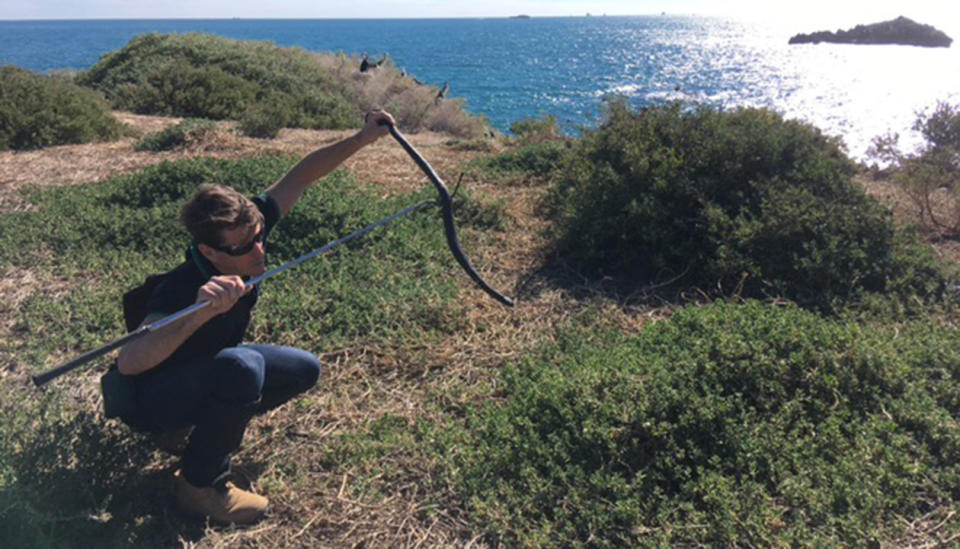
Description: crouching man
xmin=115 ymin=110 xmax=395 ymax=524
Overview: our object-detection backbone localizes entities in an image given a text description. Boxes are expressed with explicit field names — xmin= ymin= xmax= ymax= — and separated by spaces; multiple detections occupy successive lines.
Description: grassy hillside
xmin=1 ymin=102 xmax=959 ymax=547
xmin=0 ymin=155 xmax=506 ymax=547
xmin=0 ymin=32 xmax=487 ymax=151
xmin=77 ymin=33 xmax=487 ymax=139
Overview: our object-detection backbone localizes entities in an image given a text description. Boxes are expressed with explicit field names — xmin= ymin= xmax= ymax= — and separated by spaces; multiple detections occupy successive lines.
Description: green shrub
xmin=451 ymin=300 xmax=960 ymax=547
xmin=472 ymin=115 xmax=570 ymax=182
xmin=75 ymin=33 xmax=488 ymax=137
xmin=239 ymin=103 xmax=287 ymax=139
xmin=77 ymin=33 xmax=357 ymax=129
xmin=510 ymin=115 xmax=563 ymax=143
xmin=544 ymin=100 xmax=947 ymax=312
xmin=0 ymin=66 xmax=125 ymax=150
xmin=475 ymin=140 xmax=568 ymax=180
xmin=133 ymin=118 xmax=217 ymax=151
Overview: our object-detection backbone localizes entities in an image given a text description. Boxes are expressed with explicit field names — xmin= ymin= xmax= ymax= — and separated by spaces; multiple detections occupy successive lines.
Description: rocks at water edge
xmin=789 ymin=16 xmax=952 ymax=47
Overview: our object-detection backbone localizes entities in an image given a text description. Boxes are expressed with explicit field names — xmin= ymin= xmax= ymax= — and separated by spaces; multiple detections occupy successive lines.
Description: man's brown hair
xmin=180 ymin=184 xmax=264 ymax=247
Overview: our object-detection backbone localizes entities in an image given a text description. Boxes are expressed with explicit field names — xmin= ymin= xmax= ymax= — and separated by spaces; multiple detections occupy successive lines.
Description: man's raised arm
xmin=265 ymin=110 xmax=395 ymax=216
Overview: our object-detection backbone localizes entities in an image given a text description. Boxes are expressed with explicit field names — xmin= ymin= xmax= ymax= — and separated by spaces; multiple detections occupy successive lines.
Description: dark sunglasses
xmin=210 ymin=227 xmax=264 ymax=256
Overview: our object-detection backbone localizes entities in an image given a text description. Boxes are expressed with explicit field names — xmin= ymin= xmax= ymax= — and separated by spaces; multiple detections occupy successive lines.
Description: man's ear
xmin=196 ymin=242 xmax=218 ymax=262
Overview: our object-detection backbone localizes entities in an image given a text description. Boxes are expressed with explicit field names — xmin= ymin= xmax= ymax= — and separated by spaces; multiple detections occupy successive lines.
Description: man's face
xmin=201 ymin=222 xmax=266 ymax=278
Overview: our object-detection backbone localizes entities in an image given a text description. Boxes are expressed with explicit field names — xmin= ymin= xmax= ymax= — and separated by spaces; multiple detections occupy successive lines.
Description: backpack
xmin=121 ymin=272 xmax=167 ymax=332
xmin=101 ymin=272 xmax=167 ymax=427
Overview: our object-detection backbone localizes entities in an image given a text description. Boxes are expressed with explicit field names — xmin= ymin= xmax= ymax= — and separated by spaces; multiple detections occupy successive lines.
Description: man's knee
xmin=267 ymin=346 xmax=321 ymax=385
xmin=212 ymin=347 xmax=266 ymax=402
xmin=290 ymin=349 xmax=321 ymax=390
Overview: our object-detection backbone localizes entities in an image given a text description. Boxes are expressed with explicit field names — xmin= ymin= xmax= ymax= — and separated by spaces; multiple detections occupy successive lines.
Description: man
xmin=115 ymin=110 xmax=396 ymax=524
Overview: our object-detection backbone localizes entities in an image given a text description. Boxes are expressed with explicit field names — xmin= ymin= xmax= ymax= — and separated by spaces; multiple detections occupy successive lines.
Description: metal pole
xmin=31 ymin=198 xmax=435 ymax=386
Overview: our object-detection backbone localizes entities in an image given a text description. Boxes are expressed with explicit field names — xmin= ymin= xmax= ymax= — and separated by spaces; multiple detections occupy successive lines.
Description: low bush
xmin=77 ymin=33 xmax=357 ymax=130
xmin=474 ymin=140 xmax=569 ymax=180
xmin=450 ymin=300 xmax=960 ymax=546
xmin=76 ymin=33 xmax=489 ymax=138
xmin=510 ymin=115 xmax=563 ymax=143
xmin=472 ymin=115 xmax=570 ymax=182
xmin=317 ymin=52 xmax=488 ymax=138
xmin=544 ymin=100 xmax=948 ymax=312
xmin=0 ymin=66 xmax=125 ymax=150
xmin=238 ymin=102 xmax=287 ymax=139
xmin=133 ymin=118 xmax=217 ymax=151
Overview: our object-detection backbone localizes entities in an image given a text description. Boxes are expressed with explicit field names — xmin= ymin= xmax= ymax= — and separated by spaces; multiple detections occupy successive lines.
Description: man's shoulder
xmin=253 ymin=192 xmax=282 ymax=231
xmin=122 ymin=261 xmax=196 ymax=330
xmin=152 ymin=260 xmax=204 ymax=294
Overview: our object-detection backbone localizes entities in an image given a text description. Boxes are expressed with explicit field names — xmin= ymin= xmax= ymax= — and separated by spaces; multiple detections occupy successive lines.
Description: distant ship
xmin=509 ymin=14 xmax=531 ymax=19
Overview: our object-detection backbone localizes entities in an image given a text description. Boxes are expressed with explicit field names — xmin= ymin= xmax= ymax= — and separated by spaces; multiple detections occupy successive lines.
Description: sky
xmin=1 ymin=0 xmax=958 ymax=30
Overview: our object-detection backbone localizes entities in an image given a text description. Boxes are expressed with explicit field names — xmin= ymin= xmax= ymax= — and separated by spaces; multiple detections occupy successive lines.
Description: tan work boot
xmin=175 ymin=470 xmax=268 ymax=524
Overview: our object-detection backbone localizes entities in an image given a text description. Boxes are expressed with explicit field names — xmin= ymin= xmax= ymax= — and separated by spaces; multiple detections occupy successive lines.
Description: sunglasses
xmin=210 ymin=227 xmax=264 ymax=256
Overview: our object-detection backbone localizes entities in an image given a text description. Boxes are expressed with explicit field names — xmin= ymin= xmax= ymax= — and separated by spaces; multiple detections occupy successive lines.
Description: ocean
xmin=2 ymin=16 xmax=958 ymax=160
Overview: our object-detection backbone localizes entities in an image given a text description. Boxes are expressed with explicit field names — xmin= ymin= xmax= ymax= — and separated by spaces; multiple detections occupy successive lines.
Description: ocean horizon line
xmin=0 ymin=14 xmax=719 ymax=23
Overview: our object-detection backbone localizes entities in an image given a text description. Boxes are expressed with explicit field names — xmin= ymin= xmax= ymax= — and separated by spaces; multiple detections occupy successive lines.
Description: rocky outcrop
xmin=789 ymin=16 xmax=952 ymax=47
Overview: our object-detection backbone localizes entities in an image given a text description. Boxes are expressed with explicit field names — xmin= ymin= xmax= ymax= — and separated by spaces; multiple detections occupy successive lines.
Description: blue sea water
xmin=2 ymin=17 xmax=958 ymax=159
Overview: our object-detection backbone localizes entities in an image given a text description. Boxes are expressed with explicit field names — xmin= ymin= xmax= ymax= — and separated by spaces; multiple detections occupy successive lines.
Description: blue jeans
xmin=132 ymin=344 xmax=321 ymax=487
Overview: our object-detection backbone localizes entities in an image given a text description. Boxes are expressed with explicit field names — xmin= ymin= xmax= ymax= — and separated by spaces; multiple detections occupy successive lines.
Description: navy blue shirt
xmin=143 ymin=193 xmax=281 ymax=369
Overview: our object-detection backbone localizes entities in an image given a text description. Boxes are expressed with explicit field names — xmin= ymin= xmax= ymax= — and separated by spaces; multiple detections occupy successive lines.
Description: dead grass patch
xmin=856 ymin=169 xmax=960 ymax=264
xmin=0 ymin=112 xmax=492 ymax=215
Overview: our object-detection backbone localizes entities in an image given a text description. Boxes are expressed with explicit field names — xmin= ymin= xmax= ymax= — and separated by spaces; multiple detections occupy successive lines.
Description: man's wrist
xmin=352 ymin=130 xmax=376 ymax=148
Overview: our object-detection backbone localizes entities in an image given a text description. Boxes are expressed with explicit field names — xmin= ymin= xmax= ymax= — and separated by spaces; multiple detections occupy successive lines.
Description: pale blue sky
xmin=1 ymin=0 xmax=958 ymax=32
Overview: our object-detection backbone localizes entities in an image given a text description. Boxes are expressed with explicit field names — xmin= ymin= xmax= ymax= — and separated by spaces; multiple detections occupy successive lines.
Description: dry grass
xmin=0 ymin=112 xmax=490 ymax=213
xmin=2 ymin=116 xmax=955 ymax=548
xmin=316 ymin=53 xmax=488 ymax=139
xmin=856 ymin=170 xmax=960 ymax=264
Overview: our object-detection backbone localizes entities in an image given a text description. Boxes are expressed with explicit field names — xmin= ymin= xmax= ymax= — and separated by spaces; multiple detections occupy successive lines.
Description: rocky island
xmin=789 ymin=16 xmax=952 ymax=47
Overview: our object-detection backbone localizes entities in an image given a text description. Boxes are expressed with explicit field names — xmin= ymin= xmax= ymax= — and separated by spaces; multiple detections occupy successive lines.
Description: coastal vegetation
xmin=471 ymin=115 xmax=570 ymax=181
xmin=133 ymin=118 xmax=218 ymax=151
xmin=541 ymin=101 xmax=947 ymax=313
xmin=0 ymin=32 xmax=486 ymax=151
xmin=451 ymin=301 xmax=960 ymax=546
xmin=870 ymin=101 xmax=960 ymax=238
xmin=1 ymin=33 xmax=960 ymax=548
xmin=76 ymin=32 xmax=487 ymax=139
xmin=0 ymin=66 xmax=126 ymax=150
